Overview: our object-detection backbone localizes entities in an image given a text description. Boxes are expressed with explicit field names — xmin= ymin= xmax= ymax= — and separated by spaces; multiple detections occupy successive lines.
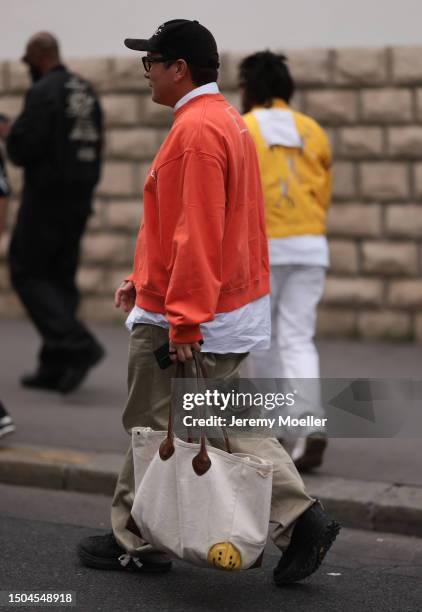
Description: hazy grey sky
xmin=2 ymin=0 xmax=421 ymax=59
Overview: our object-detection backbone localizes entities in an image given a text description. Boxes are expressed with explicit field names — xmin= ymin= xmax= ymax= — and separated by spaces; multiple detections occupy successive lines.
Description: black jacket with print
xmin=7 ymin=65 xmax=103 ymax=193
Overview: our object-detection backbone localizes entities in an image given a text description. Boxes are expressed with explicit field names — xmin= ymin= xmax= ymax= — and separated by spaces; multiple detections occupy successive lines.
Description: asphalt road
xmin=0 ymin=484 xmax=421 ymax=612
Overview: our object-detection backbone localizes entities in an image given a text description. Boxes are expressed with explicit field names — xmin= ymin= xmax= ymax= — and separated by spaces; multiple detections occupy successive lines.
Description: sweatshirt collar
xmin=174 ymin=82 xmax=219 ymax=112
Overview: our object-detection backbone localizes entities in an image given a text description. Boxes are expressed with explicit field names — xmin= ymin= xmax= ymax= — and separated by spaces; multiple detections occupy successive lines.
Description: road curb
xmin=0 ymin=445 xmax=121 ymax=496
xmin=1 ymin=444 xmax=421 ymax=537
xmin=302 ymin=474 xmax=422 ymax=537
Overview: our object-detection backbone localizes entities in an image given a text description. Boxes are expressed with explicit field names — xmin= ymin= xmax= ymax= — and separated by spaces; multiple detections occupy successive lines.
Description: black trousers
xmin=9 ymin=185 xmax=100 ymax=370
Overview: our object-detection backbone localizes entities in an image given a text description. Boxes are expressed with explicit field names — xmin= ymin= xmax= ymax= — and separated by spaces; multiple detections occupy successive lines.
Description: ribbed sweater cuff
xmin=169 ymin=324 xmax=203 ymax=344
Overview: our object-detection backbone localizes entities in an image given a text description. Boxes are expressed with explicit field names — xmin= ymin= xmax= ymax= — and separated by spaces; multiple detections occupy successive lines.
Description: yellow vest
xmin=243 ymin=99 xmax=332 ymax=239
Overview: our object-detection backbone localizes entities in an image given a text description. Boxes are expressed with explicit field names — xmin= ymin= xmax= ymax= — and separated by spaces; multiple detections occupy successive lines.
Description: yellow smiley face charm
xmin=207 ymin=542 xmax=242 ymax=570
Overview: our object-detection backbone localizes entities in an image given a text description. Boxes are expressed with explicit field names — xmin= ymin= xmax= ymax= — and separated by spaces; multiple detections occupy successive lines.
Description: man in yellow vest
xmin=240 ymin=51 xmax=332 ymax=471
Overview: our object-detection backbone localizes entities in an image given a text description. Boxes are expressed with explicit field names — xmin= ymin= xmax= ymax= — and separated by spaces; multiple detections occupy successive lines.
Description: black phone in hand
xmin=153 ymin=342 xmax=173 ymax=370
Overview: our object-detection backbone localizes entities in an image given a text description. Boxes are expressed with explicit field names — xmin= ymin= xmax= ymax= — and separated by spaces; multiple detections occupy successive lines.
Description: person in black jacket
xmin=7 ymin=32 xmax=105 ymax=393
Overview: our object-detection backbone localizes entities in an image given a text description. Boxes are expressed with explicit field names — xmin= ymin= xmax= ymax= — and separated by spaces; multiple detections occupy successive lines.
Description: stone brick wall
xmin=1 ymin=46 xmax=422 ymax=340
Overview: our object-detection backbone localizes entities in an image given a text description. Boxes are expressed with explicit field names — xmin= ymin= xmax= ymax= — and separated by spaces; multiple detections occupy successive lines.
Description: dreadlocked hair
xmin=238 ymin=50 xmax=295 ymax=113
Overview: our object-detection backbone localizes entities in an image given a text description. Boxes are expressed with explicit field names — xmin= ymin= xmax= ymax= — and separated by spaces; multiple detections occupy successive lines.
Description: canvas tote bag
xmin=131 ymin=357 xmax=273 ymax=570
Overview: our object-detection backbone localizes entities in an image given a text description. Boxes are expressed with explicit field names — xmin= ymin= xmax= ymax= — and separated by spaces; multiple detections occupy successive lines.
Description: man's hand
xmin=114 ymin=280 xmax=136 ymax=312
xmin=169 ymin=341 xmax=202 ymax=363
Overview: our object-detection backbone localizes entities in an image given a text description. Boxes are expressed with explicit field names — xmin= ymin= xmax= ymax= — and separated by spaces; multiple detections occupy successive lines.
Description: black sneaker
xmin=58 ymin=344 xmax=105 ymax=394
xmin=273 ymin=500 xmax=340 ymax=586
xmin=20 ymin=366 xmax=64 ymax=391
xmin=0 ymin=402 xmax=15 ymax=439
xmin=77 ymin=532 xmax=172 ymax=573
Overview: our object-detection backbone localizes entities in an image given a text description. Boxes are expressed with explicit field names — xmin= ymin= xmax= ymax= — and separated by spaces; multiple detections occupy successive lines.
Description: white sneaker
xmin=0 ymin=414 xmax=16 ymax=439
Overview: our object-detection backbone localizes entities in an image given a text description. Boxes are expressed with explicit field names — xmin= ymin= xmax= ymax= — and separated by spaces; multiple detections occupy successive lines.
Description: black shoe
xmin=77 ymin=532 xmax=172 ymax=573
xmin=58 ymin=344 xmax=105 ymax=394
xmin=20 ymin=367 xmax=64 ymax=391
xmin=273 ymin=500 xmax=340 ymax=586
xmin=292 ymin=435 xmax=328 ymax=472
xmin=0 ymin=402 xmax=15 ymax=439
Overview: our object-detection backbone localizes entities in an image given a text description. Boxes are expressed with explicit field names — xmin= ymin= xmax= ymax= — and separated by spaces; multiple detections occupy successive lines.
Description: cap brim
xmin=124 ymin=38 xmax=151 ymax=51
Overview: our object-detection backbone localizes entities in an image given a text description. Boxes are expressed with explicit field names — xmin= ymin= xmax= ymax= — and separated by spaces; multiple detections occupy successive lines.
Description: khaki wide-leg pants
xmin=111 ymin=324 xmax=314 ymax=557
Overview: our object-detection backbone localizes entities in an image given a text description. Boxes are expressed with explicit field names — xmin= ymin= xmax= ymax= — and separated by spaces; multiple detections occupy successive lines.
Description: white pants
xmin=249 ymin=265 xmax=326 ymax=436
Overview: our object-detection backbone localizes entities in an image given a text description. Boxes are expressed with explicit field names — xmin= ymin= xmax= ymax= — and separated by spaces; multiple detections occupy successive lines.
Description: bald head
xmin=27 ymin=32 xmax=60 ymax=58
xmin=23 ymin=32 xmax=61 ymax=80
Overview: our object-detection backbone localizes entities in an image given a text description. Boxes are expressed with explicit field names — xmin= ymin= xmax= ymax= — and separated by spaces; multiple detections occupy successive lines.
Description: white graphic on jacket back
xmin=65 ymin=76 xmax=99 ymax=161
xmin=275 ymin=155 xmax=297 ymax=209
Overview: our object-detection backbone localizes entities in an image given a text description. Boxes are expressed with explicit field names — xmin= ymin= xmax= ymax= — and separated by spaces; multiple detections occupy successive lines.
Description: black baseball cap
xmin=124 ymin=19 xmax=219 ymax=69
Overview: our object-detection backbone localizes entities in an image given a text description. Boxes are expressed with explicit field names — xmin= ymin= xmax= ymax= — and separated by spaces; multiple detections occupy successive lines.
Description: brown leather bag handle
xmin=194 ymin=355 xmax=232 ymax=454
xmin=159 ymin=353 xmax=232 ymax=476
xmin=159 ymin=357 xmax=211 ymax=473
xmin=190 ymin=353 xmax=212 ymax=475
xmin=158 ymin=361 xmax=184 ymax=461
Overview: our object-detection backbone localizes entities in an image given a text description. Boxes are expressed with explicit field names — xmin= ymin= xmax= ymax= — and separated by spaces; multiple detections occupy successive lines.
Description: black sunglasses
xmin=142 ymin=56 xmax=175 ymax=72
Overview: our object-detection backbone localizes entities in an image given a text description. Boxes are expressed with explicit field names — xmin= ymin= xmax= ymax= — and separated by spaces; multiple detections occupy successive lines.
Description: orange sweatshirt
xmin=129 ymin=93 xmax=269 ymax=343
